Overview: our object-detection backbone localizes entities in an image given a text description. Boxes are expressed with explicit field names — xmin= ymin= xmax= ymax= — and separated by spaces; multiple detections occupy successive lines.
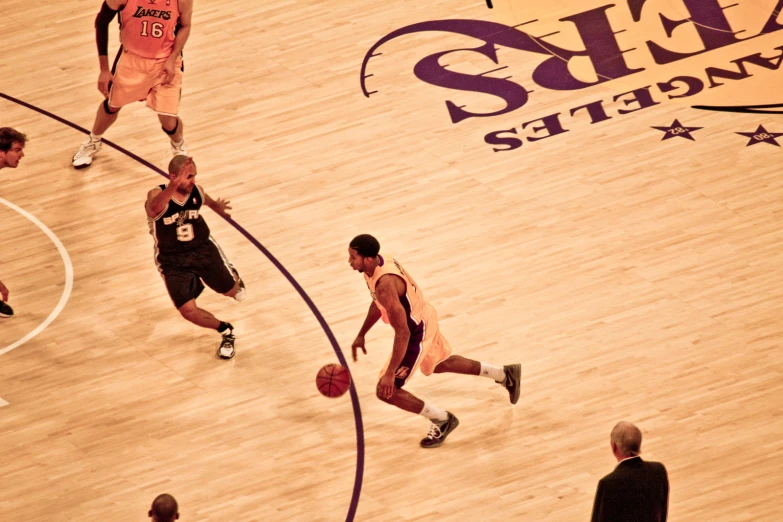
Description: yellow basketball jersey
xmin=364 ymin=254 xmax=426 ymax=327
xmin=119 ymin=0 xmax=180 ymax=59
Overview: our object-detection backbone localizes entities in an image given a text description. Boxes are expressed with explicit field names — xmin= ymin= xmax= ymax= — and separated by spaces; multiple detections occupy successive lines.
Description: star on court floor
xmin=651 ymin=119 xmax=703 ymax=141
xmin=735 ymin=125 xmax=783 ymax=147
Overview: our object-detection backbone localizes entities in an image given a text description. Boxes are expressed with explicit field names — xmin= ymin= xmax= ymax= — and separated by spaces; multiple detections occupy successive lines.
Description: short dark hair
xmin=0 ymin=127 xmax=27 ymax=152
xmin=350 ymin=234 xmax=380 ymax=258
xmin=168 ymin=154 xmax=193 ymax=174
xmin=150 ymin=493 xmax=178 ymax=522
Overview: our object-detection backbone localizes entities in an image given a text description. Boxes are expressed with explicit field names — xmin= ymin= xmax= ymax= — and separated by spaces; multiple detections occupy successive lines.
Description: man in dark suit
xmin=591 ymin=421 xmax=669 ymax=522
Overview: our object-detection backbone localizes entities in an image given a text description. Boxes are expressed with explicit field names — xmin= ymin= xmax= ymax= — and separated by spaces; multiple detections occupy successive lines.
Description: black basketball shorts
xmin=156 ymin=237 xmax=236 ymax=309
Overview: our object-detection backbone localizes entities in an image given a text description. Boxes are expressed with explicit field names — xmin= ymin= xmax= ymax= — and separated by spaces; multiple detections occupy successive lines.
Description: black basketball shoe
xmin=0 ymin=300 xmax=13 ymax=318
xmin=420 ymin=412 xmax=459 ymax=449
xmin=500 ymin=364 xmax=522 ymax=405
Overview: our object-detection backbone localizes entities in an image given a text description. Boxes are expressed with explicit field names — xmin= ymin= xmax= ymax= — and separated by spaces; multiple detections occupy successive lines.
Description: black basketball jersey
xmin=148 ymin=184 xmax=211 ymax=255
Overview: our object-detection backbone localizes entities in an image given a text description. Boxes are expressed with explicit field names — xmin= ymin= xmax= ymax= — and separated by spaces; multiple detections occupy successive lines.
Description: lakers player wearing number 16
xmin=72 ymin=0 xmax=193 ymax=168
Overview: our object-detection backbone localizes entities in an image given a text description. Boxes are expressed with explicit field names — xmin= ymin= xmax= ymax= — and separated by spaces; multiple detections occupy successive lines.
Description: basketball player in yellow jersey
xmin=348 ymin=234 xmax=522 ymax=448
xmin=72 ymin=0 xmax=193 ymax=168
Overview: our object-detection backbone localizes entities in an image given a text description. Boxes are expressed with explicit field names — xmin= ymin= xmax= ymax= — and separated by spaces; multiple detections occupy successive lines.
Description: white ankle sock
xmin=480 ymin=363 xmax=506 ymax=383
xmin=89 ymin=133 xmax=102 ymax=142
xmin=171 ymin=138 xmax=184 ymax=147
xmin=419 ymin=402 xmax=448 ymax=422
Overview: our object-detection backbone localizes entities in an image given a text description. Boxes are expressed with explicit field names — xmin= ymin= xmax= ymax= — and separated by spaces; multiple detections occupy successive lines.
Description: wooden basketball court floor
xmin=1 ymin=0 xmax=782 ymax=520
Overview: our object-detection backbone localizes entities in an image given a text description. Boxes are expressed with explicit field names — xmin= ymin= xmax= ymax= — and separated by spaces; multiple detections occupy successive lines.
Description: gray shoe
xmin=420 ymin=412 xmax=459 ymax=448
xmin=500 ymin=364 xmax=521 ymax=404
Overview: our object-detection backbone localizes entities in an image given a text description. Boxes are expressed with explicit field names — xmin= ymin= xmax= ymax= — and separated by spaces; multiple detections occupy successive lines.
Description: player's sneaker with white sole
xmin=72 ymin=139 xmax=102 ymax=168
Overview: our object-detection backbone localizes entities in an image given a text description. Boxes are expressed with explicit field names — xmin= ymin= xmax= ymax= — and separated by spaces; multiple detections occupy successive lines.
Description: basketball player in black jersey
xmin=145 ymin=155 xmax=245 ymax=358
xmin=0 ymin=127 xmax=27 ymax=318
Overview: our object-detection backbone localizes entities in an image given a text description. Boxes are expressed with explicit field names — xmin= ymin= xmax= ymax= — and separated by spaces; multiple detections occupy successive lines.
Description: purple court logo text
xmin=360 ymin=0 xmax=783 ymax=151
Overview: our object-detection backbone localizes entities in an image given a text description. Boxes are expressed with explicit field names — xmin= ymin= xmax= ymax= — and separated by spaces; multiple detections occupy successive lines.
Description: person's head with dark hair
xmin=0 ymin=127 xmax=27 ymax=169
xmin=350 ymin=234 xmax=380 ymax=257
xmin=149 ymin=493 xmax=179 ymax=522
xmin=348 ymin=234 xmax=381 ymax=274
xmin=168 ymin=154 xmax=192 ymax=175
xmin=610 ymin=421 xmax=643 ymax=461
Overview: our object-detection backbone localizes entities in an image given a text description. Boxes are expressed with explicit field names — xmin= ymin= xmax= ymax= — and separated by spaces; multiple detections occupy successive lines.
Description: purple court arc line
xmin=0 ymin=91 xmax=365 ymax=522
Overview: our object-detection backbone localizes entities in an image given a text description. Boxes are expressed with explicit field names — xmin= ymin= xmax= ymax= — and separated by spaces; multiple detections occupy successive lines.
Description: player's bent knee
xmin=177 ymin=301 xmax=199 ymax=322
xmin=433 ymin=355 xmax=457 ymax=373
xmin=178 ymin=308 xmax=197 ymax=322
xmin=222 ymin=281 xmax=238 ymax=298
xmin=159 ymin=115 xmax=179 ymax=134
xmin=102 ymin=99 xmax=121 ymax=115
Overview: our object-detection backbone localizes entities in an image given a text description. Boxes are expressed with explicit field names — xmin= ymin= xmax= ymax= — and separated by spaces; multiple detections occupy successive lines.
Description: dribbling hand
xmin=351 ymin=335 xmax=367 ymax=362
xmin=97 ymin=70 xmax=114 ymax=98
xmin=377 ymin=372 xmax=395 ymax=400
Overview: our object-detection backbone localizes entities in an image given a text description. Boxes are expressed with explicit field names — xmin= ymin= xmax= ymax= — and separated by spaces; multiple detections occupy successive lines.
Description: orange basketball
xmin=316 ymin=363 xmax=351 ymax=398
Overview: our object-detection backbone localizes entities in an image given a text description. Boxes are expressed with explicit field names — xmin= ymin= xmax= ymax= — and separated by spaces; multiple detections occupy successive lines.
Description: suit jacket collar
xmin=617 ymin=456 xmax=643 ymax=468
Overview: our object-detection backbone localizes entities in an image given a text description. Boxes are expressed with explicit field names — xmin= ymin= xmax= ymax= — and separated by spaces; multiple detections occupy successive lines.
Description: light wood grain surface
xmin=1 ymin=0 xmax=782 ymax=520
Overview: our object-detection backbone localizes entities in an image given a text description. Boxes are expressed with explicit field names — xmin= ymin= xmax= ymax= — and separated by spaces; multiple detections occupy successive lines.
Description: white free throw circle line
xmin=0 ymin=197 xmax=74 ymax=356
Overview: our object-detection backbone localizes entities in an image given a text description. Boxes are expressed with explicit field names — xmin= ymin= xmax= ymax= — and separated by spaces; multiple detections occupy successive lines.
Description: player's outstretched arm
xmin=199 ymin=186 xmax=232 ymax=218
